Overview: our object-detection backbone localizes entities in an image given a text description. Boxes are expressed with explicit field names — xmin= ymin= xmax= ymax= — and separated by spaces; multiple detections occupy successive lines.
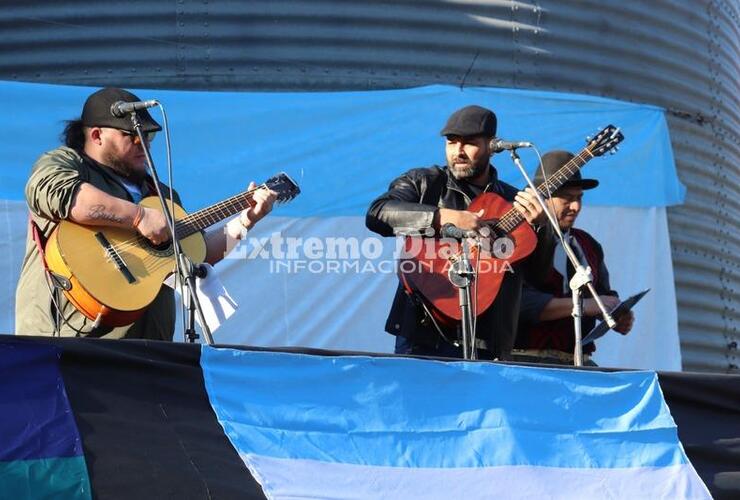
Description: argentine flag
xmin=201 ymin=347 xmax=709 ymax=499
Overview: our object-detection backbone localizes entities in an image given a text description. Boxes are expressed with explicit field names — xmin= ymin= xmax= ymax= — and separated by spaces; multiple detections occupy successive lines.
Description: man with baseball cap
xmin=514 ymin=150 xmax=634 ymax=365
xmin=366 ymin=105 xmax=555 ymax=360
xmin=16 ymin=87 xmax=276 ymax=339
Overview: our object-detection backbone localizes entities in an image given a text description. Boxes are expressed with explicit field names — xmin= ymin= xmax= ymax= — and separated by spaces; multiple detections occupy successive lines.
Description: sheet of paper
xmin=167 ymin=263 xmax=238 ymax=334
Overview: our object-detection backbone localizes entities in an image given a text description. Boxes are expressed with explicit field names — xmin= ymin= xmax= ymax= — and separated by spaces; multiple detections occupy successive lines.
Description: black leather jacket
xmin=366 ymin=164 xmax=554 ymax=359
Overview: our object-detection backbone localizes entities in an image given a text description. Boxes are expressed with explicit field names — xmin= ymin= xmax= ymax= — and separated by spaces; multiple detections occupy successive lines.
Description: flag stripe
xmin=245 ymin=455 xmax=710 ymax=500
xmin=200 ymin=347 xmax=688 ymax=469
xmin=0 ymin=340 xmax=91 ymax=499
xmin=0 ymin=342 xmax=84 ymax=461
xmin=0 ymin=457 xmax=91 ymax=500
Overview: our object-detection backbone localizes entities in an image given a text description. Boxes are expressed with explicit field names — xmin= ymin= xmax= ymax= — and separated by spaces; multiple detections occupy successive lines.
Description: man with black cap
xmin=366 ymin=104 xmax=554 ymax=359
xmin=15 ymin=87 xmax=276 ymax=339
xmin=514 ymin=150 xmax=634 ymax=365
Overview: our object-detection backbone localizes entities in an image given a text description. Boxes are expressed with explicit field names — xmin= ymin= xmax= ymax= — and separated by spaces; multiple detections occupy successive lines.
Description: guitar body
xmin=45 ymin=196 xmax=207 ymax=327
xmin=400 ymin=192 xmax=537 ymax=325
xmin=41 ymin=171 xmax=300 ymax=329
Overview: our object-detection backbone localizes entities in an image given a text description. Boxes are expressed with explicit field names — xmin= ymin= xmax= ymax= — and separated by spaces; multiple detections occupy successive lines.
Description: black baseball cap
xmin=81 ymin=87 xmax=161 ymax=133
xmin=440 ymin=105 xmax=497 ymax=138
xmin=533 ymin=150 xmax=599 ymax=191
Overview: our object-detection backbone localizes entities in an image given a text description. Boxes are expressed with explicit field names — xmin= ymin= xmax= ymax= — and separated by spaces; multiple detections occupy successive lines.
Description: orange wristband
xmin=132 ymin=206 xmax=144 ymax=228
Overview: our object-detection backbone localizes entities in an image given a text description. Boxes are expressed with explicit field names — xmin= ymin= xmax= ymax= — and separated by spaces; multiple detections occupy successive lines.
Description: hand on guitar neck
xmin=224 ymin=181 xmax=276 ymax=240
xmin=512 ymin=188 xmax=547 ymax=226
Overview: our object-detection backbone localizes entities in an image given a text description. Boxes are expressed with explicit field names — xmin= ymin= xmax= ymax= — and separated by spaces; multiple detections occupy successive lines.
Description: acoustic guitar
xmin=399 ymin=125 xmax=624 ymax=325
xmin=44 ymin=172 xmax=300 ymax=328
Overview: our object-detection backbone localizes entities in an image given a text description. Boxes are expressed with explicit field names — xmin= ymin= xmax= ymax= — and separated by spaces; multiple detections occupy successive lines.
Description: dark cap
xmin=81 ymin=87 xmax=161 ymax=133
xmin=533 ymin=150 xmax=599 ymax=191
xmin=440 ymin=105 xmax=497 ymax=138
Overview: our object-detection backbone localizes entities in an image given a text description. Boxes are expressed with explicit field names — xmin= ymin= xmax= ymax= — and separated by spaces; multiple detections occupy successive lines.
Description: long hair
xmin=61 ymin=119 xmax=86 ymax=152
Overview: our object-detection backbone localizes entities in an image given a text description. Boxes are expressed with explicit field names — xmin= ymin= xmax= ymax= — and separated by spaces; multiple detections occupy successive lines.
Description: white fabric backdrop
xmin=0 ymin=202 xmax=680 ymax=370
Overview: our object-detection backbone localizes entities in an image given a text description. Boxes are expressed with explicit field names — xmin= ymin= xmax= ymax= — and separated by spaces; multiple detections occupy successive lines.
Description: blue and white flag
xmin=201 ymin=347 xmax=710 ymax=499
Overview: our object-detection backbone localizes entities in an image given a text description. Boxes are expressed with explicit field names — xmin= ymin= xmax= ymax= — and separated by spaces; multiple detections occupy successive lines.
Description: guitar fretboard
xmin=174 ymin=189 xmax=256 ymax=239
xmin=494 ymin=149 xmax=594 ymax=233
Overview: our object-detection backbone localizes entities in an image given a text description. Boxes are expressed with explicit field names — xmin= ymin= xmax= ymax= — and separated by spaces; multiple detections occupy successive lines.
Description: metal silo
xmin=0 ymin=0 xmax=737 ymax=371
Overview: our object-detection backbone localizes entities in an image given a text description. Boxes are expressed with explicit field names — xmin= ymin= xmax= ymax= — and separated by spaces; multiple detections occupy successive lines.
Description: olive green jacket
xmin=15 ymin=146 xmax=180 ymax=339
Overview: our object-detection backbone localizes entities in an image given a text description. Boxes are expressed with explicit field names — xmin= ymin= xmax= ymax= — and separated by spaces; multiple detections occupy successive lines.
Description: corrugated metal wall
xmin=1 ymin=0 xmax=737 ymax=372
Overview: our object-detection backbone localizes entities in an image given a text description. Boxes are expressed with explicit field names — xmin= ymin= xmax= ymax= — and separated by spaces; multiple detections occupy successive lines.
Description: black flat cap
xmin=440 ymin=105 xmax=497 ymax=138
xmin=533 ymin=150 xmax=599 ymax=191
xmin=81 ymin=87 xmax=161 ymax=133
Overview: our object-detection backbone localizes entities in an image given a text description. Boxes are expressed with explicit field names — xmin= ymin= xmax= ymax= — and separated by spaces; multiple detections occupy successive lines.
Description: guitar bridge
xmin=95 ymin=232 xmax=136 ymax=284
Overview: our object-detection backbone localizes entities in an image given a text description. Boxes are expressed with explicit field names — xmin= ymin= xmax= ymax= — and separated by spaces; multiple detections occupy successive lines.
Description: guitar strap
xmin=29 ymin=215 xmax=71 ymax=290
xmin=29 ymin=214 xmax=71 ymax=335
xmin=29 ymin=215 xmax=48 ymax=268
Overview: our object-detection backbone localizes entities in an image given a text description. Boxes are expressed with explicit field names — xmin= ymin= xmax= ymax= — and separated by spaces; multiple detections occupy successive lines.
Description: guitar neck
xmin=174 ymin=189 xmax=256 ymax=238
xmin=494 ymin=149 xmax=594 ymax=233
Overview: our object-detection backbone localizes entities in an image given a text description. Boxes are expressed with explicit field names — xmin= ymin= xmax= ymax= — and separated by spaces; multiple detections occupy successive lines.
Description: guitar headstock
xmin=264 ymin=172 xmax=301 ymax=204
xmin=586 ymin=125 xmax=624 ymax=157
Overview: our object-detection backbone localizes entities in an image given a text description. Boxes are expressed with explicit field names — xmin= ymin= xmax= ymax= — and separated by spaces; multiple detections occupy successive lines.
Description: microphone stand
xmin=447 ymin=237 xmax=478 ymax=360
xmin=509 ymin=149 xmax=615 ymax=366
xmin=128 ymin=110 xmax=214 ymax=345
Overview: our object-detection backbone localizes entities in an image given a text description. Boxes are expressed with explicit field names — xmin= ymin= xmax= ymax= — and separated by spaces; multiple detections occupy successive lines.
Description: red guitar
xmin=399 ymin=125 xmax=624 ymax=325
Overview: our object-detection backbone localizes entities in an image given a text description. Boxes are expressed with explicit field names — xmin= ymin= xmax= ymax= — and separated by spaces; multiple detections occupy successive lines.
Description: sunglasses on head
xmin=120 ymin=129 xmax=157 ymax=144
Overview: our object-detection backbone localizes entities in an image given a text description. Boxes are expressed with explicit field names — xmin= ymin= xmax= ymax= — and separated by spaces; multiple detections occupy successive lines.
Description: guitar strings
xmin=84 ymin=183 xmax=272 ymax=270
xmin=75 ymin=240 xmax=180 ymax=277
xmin=116 ymin=187 xmax=259 ymax=253
xmin=69 ymin=179 xmax=295 ymax=295
xmin=493 ymin=150 xmax=591 ymax=232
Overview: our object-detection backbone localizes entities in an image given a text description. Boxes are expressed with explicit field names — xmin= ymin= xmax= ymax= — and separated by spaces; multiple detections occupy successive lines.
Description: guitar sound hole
xmin=481 ymin=220 xmax=505 ymax=239
xmin=151 ymin=240 xmax=172 ymax=251
xmin=139 ymin=236 xmax=174 ymax=257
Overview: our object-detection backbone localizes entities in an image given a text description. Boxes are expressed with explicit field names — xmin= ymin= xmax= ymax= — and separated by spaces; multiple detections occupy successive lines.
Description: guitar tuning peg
xmin=586 ymin=135 xmax=592 ymax=141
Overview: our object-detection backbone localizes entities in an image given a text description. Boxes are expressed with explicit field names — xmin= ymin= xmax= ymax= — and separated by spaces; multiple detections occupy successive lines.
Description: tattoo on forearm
xmin=88 ymin=204 xmax=125 ymax=224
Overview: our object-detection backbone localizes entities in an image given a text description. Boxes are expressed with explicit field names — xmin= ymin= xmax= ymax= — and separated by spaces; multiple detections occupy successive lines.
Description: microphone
xmin=491 ymin=138 xmax=533 ymax=153
xmin=193 ymin=263 xmax=209 ymax=279
xmin=440 ymin=223 xmax=478 ymax=239
xmin=110 ymin=100 xmax=158 ymax=118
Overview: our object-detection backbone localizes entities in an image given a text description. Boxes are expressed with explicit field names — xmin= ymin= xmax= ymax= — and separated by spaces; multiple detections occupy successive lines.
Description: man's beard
xmin=102 ymin=151 xmax=146 ymax=183
xmin=558 ymin=212 xmax=578 ymax=231
xmin=448 ymin=156 xmax=488 ymax=181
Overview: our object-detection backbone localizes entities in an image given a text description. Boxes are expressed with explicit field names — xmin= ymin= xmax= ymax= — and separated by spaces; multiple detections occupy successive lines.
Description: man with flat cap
xmin=16 ymin=87 xmax=276 ymax=339
xmin=366 ymin=105 xmax=554 ymax=359
xmin=514 ymin=150 xmax=634 ymax=365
